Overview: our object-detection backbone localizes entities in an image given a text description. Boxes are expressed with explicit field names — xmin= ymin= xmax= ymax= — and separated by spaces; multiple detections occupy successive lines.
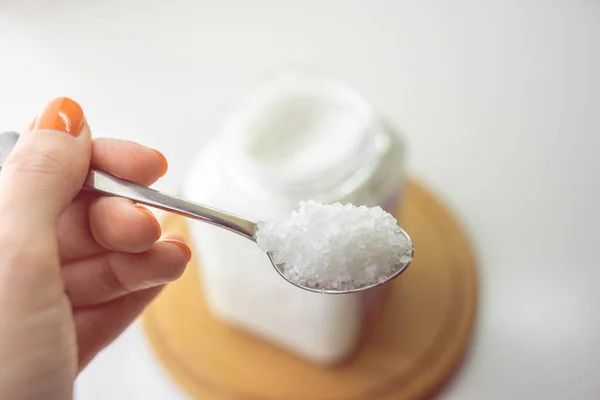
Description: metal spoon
xmin=0 ymin=131 xmax=412 ymax=294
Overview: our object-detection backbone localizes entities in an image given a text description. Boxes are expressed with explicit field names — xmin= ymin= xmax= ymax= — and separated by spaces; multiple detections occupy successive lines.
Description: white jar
xmin=183 ymin=71 xmax=405 ymax=364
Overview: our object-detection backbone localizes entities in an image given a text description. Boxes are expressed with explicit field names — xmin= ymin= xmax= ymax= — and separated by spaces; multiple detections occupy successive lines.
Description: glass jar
xmin=183 ymin=71 xmax=405 ymax=364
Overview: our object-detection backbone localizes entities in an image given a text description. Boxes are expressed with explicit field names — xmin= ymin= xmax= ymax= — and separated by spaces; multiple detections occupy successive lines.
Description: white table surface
xmin=1 ymin=1 xmax=599 ymax=399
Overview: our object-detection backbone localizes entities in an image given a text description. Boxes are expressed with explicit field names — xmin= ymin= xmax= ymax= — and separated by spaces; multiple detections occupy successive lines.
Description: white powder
xmin=256 ymin=201 xmax=413 ymax=291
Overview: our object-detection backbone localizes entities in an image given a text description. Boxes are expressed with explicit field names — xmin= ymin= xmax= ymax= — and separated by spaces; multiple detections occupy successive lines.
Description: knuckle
xmin=93 ymin=138 xmax=113 ymax=164
xmin=5 ymin=145 xmax=68 ymax=176
xmin=105 ymin=253 xmax=133 ymax=293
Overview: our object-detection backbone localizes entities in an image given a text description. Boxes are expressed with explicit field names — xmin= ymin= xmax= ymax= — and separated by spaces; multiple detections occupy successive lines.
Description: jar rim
xmin=222 ymin=71 xmax=381 ymax=199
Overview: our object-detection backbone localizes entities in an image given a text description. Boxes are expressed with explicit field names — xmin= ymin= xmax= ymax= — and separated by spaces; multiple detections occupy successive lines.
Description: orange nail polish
xmin=152 ymin=149 xmax=168 ymax=177
xmin=161 ymin=239 xmax=192 ymax=261
xmin=134 ymin=205 xmax=161 ymax=233
xmin=34 ymin=97 xmax=85 ymax=136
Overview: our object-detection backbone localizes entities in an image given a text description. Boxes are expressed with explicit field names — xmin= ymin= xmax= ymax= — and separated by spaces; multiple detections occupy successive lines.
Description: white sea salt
xmin=256 ymin=201 xmax=413 ymax=291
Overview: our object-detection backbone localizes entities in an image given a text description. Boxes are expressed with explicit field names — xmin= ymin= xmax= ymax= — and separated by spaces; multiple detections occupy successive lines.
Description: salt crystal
xmin=256 ymin=201 xmax=413 ymax=291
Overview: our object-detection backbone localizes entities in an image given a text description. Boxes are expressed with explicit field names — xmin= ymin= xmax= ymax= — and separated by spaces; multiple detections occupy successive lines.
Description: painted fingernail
xmin=152 ymin=149 xmax=168 ymax=177
xmin=161 ymin=239 xmax=192 ymax=261
xmin=34 ymin=97 xmax=85 ymax=136
xmin=134 ymin=205 xmax=162 ymax=235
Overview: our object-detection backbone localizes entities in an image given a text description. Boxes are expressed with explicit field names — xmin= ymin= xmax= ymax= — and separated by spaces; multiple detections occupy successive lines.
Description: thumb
xmin=0 ymin=97 xmax=92 ymax=230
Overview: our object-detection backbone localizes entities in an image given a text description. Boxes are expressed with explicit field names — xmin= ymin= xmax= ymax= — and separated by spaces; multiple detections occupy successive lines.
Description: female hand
xmin=0 ymin=98 xmax=191 ymax=399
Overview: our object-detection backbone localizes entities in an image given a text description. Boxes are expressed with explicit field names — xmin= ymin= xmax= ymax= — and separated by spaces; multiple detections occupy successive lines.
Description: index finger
xmin=91 ymin=138 xmax=167 ymax=186
xmin=57 ymin=138 xmax=168 ymax=262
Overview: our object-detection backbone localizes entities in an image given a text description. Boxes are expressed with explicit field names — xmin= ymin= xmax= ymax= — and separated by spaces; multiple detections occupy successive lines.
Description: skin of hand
xmin=0 ymin=98 xmax=192 ymax=399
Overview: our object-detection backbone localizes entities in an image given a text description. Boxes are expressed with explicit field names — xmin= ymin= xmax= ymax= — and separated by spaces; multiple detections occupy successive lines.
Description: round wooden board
xmin=142 ymin=180 xmax=478 ymax=400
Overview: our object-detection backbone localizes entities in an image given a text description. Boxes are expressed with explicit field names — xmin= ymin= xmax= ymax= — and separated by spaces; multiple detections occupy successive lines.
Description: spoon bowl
xmin=267 ymin=230 xmax=414 ymax=294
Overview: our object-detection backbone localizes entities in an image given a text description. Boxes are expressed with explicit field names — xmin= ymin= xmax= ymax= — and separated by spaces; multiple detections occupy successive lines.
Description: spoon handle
xmin=85 ymin=169 xmax=257 ymax=240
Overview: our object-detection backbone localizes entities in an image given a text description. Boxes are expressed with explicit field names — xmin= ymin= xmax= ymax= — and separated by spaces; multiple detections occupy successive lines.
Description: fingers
xmin=70 ymin=232 xmax=190 ymax=369
xmin=57 ymin=194 xmax=102 ymax=262
xmin=91 ymin=138 xmax=167 ymax=187
xmin=58 ymin=195 xmax=162 ymax=262
xmin=57 ymin=138 xmax=168 ymax=263
xmin=89 ymin=197 xmax=162 ymax=253
xmin=0 ymin=97 xmax=92 ymax=232
xmin=75 ymin=285 xmax=164 ymax=370
xmin=63 ymin=236 xmax=190 ymax=307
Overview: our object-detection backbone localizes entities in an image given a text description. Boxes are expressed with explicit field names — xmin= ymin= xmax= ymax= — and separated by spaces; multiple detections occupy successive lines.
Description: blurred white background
xmin=1 ymin=0 xmax=599 ymax=399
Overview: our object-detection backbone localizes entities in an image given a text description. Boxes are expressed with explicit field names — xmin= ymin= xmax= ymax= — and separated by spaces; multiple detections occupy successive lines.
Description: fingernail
xmin=161 ymin=239 xmax=192 ymax=261
xmin=134 ymin=204 xmax=162 ymax=234
xmin=151 ymin=149 xmax=168 ymax=177
xmin=34 ymin=97 xmax=85 ymax=137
